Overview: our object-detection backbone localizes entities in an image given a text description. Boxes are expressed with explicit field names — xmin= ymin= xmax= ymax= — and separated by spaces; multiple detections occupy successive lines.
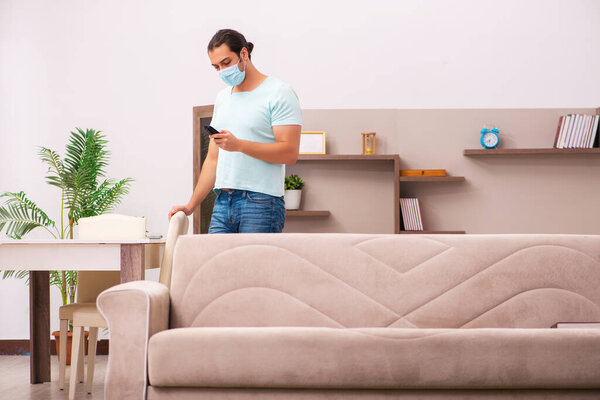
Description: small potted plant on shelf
xmin=0 ymin=127 xmax=133 ymax=363
xmin=284 ymin=174 xmax=304 ymax=210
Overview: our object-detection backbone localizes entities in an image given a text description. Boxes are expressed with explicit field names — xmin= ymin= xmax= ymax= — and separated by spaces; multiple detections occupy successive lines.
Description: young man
xmin=168 ymin=29 xmax=302 ymax=233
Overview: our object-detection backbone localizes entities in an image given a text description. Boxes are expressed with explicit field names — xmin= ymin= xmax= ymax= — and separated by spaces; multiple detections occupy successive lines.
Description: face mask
xmin=219 ymin=55 xmax=246 ymax=86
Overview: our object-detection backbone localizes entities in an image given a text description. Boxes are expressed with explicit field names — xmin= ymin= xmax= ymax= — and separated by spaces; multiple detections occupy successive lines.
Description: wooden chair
xmin=58 ymin=214 xmax=145 ymax=392
xmin=60 ymin=212 xmax=188 ymax=399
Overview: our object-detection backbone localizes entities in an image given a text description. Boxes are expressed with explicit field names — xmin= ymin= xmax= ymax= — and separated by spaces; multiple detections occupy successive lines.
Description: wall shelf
xmin=464 ymin=148 xmax=600 ymax=156
xmin=298 ymin=154 xmax=400 ymax=161
xmin=286 ymin=210 xmax=331 ymax=217
xmin=399 ymin=176 xmax=466 ymax=182
xmin=400 ymin=230 xmax=466 ymax=234
xmin=295 ymin=154 xmax=464 ymax=233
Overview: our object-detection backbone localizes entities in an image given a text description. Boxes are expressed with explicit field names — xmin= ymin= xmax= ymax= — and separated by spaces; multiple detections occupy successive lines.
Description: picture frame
xmin=299 ymin=131 xmax=326 ymax=155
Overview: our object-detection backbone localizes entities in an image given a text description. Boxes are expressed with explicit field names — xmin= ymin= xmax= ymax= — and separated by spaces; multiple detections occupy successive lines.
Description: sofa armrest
xmin=97 ymin=280 xmax=170 ymax=400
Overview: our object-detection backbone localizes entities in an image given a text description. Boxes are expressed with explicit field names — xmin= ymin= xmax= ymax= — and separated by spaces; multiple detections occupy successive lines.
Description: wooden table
xmin=0 ymin=238 xmax=165 ymax=384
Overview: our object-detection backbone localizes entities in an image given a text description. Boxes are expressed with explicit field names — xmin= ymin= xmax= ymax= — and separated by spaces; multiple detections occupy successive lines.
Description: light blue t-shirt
xmin=210 ymin=75 xmax=302 ymax=197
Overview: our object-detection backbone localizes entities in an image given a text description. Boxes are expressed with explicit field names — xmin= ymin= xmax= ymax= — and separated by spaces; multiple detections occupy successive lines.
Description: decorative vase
xmin=284 ymin=190 xmax=302 ymax=210
xmin=52 ymin=330 xmax=89 ymax=365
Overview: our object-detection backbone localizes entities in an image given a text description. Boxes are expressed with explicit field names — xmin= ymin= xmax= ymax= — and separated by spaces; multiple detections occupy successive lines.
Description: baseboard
xmin=0 ymin=339 xmax=109 ymax=355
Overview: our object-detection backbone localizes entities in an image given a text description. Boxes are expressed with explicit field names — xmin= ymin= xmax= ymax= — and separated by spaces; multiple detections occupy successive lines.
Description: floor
xmin=0 ymin=355 xmax=106 ymax=400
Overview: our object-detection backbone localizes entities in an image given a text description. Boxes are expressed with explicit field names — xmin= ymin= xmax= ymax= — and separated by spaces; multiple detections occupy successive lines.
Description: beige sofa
xmin=97 ymin=233 xmax=600 ymax=399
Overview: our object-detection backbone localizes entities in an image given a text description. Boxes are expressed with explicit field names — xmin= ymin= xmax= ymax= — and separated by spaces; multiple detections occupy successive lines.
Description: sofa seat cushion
xmin=147 ymin=327 xmax=600 ymax=389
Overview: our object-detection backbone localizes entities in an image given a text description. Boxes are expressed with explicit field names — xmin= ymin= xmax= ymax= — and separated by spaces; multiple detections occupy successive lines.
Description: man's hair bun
xmin=208 ymin=29 xmax=254 ymax=60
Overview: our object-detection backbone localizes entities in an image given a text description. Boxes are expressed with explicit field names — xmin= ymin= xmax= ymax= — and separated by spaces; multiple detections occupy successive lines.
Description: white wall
xmin=1 ymin=0 xmax=599 ymax=339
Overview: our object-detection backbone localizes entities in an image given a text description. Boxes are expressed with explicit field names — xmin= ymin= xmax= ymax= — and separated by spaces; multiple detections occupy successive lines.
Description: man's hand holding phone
xmin=204 ymin=125 xmax=242 ymax=152
xmin=204 ymin=125 xmax=220 ymax=135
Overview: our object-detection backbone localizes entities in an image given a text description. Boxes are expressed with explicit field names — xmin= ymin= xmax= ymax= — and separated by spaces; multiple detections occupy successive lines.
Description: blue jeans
xmin=208 ymin=189 xmax=286 ymax=233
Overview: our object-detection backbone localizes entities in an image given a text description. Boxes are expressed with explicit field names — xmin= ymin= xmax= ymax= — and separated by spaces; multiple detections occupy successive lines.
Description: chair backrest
xmin=158 ymin=211 xmax=189 ymax=289
xmin=168 ymin=233 xmax=600 ymax=330
xmin=76 ymin=214 xmax=146 ymax=303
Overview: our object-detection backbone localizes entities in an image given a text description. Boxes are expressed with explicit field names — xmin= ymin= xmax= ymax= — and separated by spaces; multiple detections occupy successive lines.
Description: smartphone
xmin=204 ymin=125 xmax=219 ymax=136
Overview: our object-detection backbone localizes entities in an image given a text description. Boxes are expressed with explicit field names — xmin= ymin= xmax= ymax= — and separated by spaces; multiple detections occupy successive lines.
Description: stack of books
xmin=400 ymin=198 xmax=423 ymax=231
xmin=553 ymin=114 xmax=600 ymax=148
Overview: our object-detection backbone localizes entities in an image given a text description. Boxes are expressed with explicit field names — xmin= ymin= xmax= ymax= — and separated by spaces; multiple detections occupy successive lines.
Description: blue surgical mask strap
xmin=238 ymin=53 xmax=246 ymax=72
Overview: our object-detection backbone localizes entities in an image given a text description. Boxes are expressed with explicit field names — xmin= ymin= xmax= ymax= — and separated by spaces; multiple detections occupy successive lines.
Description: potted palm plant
xmin=0 ymin=127 xmax=133 ymax=363
xmin=284 ymin=174 xmax=305 ymax=210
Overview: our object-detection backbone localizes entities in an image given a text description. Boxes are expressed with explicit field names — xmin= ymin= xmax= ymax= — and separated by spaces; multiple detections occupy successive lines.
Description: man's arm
xmin=168 ymin=137 xmax=219 ymax=220
xmin=211 ymin=125 xmax=301 ymax=165
xmin=186 ymin=138 xmax=219 ymax=210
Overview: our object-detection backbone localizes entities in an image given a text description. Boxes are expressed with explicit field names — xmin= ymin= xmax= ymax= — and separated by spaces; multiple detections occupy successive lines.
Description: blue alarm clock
xmin=480 ymin=127 xmax=499 ymax=149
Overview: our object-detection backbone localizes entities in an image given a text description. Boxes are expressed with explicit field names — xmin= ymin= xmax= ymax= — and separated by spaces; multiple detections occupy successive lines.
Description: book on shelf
xmin=413 ymin=198 xmax=423 ymax=230
xmin=400 ymin=198 xmax=424 ymax=231
xmin=409 ymin=198 xmax=417 ymax=230
xmin=559 ymin=114 xmax=570 ymax=148
xmin=554 ymin=113 xmax=600 ymax=149
xmin=550 ymin=322 xmax=600 ymax=329
xmin=399 ymin=198 xmax=409 ymax=230
xmin=400 ymin=198 xmax=410 ymax=230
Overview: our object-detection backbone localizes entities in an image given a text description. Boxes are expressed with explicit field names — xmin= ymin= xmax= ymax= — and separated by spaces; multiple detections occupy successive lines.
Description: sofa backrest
xmin=169 ymin=233 xmax=600 ymax=329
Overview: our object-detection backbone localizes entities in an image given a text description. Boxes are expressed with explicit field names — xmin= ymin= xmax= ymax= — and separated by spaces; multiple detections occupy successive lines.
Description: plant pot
xmin=284 ymin=189 xmax=302 ymax=210
xmin=52 ymin=330 xmax=89 ymax=365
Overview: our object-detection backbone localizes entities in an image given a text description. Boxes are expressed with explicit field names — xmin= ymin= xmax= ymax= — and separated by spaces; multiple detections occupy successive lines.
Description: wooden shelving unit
xmin=194 ymin=104 xmax=599 ymax=235
xmin=398 ymin=175 xmax=466 ymax=233
xmin=295 ymin=154 xmax=466 ymax=233
xmin=399 ymin=176 xmax=465 ymax=232
xmin=286 ymin=210 xmax=331 ymax=217
xmin=296 ymin=154 xmax=401 ymax=233
xmin=464 ymin=148 xmax=600 ymax=156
